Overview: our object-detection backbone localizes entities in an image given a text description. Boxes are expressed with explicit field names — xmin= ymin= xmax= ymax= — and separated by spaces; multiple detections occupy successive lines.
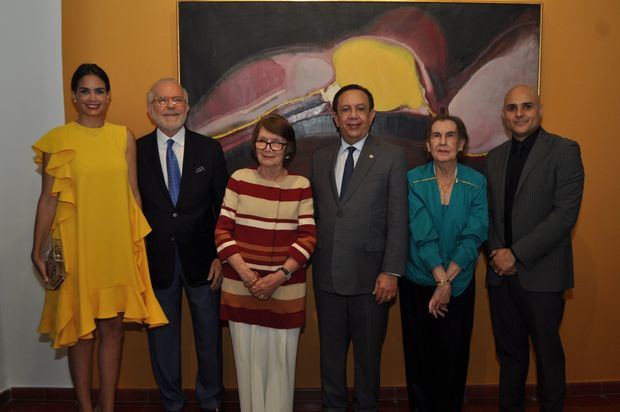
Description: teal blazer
xmin=406 ymin=162 xmax=488 ymax=296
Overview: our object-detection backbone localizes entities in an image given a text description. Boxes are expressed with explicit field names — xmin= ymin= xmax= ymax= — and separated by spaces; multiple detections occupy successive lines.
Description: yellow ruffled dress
xmin=33 ymin=122 xmax=168 ymax=348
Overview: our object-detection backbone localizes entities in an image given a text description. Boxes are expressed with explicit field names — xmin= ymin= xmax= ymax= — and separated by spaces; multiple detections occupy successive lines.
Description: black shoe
xmin=165 ymin=403 xmax=186 ymax=412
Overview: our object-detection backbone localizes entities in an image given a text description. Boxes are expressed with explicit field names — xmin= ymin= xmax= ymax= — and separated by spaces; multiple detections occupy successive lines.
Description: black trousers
xmin=488 ymin=276 xmax=565 ymax=412
xmin=147 ymin=251 xmax=224 ymax=412
xmin=399 ymin=278 xmax=475 ymax=412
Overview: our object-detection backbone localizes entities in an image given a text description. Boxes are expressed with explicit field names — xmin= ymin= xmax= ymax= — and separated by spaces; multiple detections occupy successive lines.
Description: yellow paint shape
xmin=333 ymin=37 xmax=426 ymax=111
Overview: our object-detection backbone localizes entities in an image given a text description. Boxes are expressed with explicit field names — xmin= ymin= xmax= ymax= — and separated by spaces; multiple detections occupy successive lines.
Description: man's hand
xmin=372 ymin=273 xmax=398 ymax=304
xmin=490 ymin=248 xmax=517 ymax=276
xmin=208 ymin=258 xmax=223 ymax=290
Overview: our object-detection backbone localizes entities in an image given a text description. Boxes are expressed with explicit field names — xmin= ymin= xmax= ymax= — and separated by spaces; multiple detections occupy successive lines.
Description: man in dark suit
xmin=486 ymin=85 xmax=584 ymax=412
xmin=311 ymin=84 xmax=408 ymax=412
xmin=137 ymin=78 xmax=228 ymax=412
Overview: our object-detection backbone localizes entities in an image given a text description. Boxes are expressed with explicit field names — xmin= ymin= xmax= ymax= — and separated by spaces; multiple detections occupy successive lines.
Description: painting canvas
xmin=179 ymin=1 xmax=541 ymax=175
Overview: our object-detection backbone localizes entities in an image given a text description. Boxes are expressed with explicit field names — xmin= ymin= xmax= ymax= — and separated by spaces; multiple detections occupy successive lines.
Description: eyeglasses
xmin=254 ymin=140 xmax=288 ymax=151
xmin=152 ymin=96 xmax=187 ymax=106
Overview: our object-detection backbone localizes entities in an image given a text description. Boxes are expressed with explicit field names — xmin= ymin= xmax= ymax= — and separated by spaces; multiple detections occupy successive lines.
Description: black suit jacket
xmin=137 ymin=128 xmax=228 ymax=289
xmin=485 ymin=128 xmax=584 ymax=292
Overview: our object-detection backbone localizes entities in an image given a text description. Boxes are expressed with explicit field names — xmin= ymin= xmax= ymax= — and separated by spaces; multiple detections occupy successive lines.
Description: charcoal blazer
xmin=137 ymin=129 xmax=228 ymax=289
xmin=485 ymin=128 xmax=584 ymax=292
xmin=311 ymin=134 xmax=409 ymax=295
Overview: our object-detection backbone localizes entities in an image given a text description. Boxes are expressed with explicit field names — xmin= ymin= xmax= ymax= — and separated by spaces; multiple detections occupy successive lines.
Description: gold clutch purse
xmin=45 ymin=238 xmax=66 ymax=290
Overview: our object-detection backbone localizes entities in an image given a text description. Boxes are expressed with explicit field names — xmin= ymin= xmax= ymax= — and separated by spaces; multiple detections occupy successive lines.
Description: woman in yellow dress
xmin=30 ymin=63 xmax=167 ymax=412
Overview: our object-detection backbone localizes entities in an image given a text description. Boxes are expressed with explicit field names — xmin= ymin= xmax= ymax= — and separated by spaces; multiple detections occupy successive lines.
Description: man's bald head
xmin=502 ymin=84 xmax=543 ymax=140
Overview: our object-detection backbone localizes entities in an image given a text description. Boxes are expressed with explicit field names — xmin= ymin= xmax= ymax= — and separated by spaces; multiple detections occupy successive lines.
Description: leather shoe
xmin=165 ymin=403 xmax=186 ymax=412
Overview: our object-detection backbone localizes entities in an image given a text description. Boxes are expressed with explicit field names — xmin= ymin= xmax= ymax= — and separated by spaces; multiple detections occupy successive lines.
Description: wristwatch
xmin=278 ymin=266 xmax=291 ymax=281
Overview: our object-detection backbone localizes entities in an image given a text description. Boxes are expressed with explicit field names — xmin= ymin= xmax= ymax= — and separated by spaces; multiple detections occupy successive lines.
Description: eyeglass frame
xmin=151 ymin=96 xmax=187 ymax=106
xmin=254 ymin=139 xmax=288 ymax=152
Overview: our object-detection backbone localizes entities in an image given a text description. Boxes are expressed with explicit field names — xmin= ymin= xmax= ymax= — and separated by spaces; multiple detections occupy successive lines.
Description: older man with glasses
xmin=137 ymin=78 xmax=229 ymax=412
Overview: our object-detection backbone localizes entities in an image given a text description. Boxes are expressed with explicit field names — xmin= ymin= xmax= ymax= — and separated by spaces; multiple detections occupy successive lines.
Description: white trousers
xmin=229 ymin=321 xmax=300 ymax=412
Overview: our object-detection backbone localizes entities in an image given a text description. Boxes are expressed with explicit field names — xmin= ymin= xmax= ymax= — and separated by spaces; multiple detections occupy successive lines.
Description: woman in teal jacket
xmin=400 ymin=115 xmax=488 ymax=412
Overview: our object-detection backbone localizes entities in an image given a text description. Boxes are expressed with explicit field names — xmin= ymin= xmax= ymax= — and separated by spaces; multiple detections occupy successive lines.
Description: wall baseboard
xmin=2 ymin=381 xmax=619 ymax=406
xmin=0 ymin=389 xmax=9 ymax=407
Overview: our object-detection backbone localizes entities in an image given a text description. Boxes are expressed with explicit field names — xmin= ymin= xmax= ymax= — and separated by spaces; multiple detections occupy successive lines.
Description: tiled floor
xmin=2 ymin=395 xmax=620 ymax=411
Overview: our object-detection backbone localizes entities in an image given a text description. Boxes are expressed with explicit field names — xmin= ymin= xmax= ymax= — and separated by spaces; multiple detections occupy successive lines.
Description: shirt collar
xmin=157 ymin=126 xmax=186 ymax=148
xmin=339 ymin=133 xmax=368 ymax=154
xmin=511 ymin=126 xmax=540 ymax=152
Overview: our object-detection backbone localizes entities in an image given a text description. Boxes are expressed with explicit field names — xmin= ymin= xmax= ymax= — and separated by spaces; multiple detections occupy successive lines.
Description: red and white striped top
xmin=215 ymin=168 xmax=316 ymax=329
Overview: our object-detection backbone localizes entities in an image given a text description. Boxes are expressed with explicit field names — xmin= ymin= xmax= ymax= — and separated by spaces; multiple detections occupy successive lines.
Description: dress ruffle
xmin=33 ymin=143 xmax=76 ymax=273
xmin=34 ymin=126 xmax=167 ymax=348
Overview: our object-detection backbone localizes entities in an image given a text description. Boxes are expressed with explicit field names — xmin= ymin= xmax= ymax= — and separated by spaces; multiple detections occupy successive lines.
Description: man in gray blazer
xmin=311 ymin=84 xmax=408 ymax=412
xmin=486 ymin=85 xmax=584 ymax=412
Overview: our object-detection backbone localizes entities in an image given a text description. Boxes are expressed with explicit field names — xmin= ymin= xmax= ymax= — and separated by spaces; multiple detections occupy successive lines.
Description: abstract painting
xmin=179 ymin=1 xmax=541 ymax=175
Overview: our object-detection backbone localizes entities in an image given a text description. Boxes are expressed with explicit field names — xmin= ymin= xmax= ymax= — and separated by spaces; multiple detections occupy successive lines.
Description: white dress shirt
xmin=157 ymin=127 xmax=185 ymax=188
xmin=334 ymin=134 xmax=368 ymax=196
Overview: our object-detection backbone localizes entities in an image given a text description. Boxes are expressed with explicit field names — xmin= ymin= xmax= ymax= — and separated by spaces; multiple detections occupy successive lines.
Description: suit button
xmin=337 ymin=210 xmax=343 ymax=217
xmin=172 ymin=212 xmax=178 ymax=218
xmin=170 ymin=237 xmax=175 ymax=242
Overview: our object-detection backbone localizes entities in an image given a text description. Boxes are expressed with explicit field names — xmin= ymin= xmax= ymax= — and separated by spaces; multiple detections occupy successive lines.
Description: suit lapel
xmin=495 ymin=142 xmax=511 ymax=204
xmin=491 ymin=141 xmax=511 ymax=244
xmin=327 ymin=143 xmax=340 ymax=203
xmin=515 ymin=129 xmax=550 ymax=198
xmin=340 ymin=135 xmax=378 ymax=205
xmin=145 ymin=131 xmax=173 ymax=204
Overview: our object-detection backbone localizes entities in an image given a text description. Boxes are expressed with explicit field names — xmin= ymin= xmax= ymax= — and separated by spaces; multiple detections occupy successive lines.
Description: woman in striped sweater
xmin=215 ymin=114 xmax=316 ymax=412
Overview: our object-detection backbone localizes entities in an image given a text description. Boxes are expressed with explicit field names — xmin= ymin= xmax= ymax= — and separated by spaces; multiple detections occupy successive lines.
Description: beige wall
xmin=61 ymin=0 xmax=620 ymax=388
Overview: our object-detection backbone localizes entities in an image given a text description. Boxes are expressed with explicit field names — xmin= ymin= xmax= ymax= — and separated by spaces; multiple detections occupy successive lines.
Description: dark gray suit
xmin=486 ymin=128 xmax=584 ymax=411
xmin=312 ymin=134 xmax=408 ymax=411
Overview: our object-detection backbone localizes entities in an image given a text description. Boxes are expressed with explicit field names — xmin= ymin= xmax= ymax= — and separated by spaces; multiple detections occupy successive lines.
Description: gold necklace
xmin=437 ymin=171 xmax=456 ymax=195
xmin=433 ymin=163 xmax=457 ymax=205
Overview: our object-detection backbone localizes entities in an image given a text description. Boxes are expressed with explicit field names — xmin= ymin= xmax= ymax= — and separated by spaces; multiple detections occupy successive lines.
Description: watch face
xmin=279 ymin=267 xmax=291 ymax=281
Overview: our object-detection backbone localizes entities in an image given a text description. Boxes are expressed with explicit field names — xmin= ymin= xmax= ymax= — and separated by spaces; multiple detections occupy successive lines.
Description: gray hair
xmin=146 ymin=77 xmax=189 ymax=104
